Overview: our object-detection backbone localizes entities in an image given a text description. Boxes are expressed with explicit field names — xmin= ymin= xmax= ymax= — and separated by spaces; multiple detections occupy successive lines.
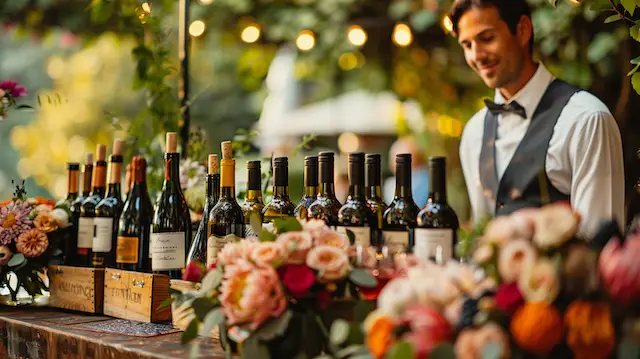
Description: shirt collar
xmin=494 ymin=63 xmax=555 ymax=119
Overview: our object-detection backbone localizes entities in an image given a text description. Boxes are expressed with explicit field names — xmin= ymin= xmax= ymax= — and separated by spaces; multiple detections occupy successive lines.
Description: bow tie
xmin=484 ymin=99 xmax=527 ymax=119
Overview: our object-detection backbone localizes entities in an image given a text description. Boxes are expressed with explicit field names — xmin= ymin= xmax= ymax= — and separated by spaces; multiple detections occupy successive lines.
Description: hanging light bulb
xmin=296 ymin=30 xmax=316 ymax=51
xmin=241 ymin=24 xmax=261 ymax=43
xmin=141 ymin=2 xmax=151 ymax=13
xmin=189 ymin=20 xmax=206 ymax=37
xmin=442 ymin=16 xmax=454 ymax=33
xmin=392 ymin=23 xmax=413 ymax=47
xmin=347 ymin=25 xmax=367 ymax=47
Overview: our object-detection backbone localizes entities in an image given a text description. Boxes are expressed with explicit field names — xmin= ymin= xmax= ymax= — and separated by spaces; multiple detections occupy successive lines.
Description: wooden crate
xmin=103 ymin=268 xmax=171 ymax=323
xmin=48 ymin=265 xmax=105 ymax=314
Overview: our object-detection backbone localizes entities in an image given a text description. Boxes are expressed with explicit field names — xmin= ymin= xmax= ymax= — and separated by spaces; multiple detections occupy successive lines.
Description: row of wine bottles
xmin=58 ymin=132 xmax=459 ymax=278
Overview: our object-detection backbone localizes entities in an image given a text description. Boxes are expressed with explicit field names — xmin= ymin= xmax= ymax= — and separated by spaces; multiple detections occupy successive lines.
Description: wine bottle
xmin=78 ymin=145 xmax=107 ymax=267
xmin=57 ymin=163 xmax=79 ymax=208
xmin=337 ymin=153 xmax=376 ymax=247
xmin=92 ymin=139 xmax=125 ymax=268
xmin=124 ymin=163 xmax=133 ymax=200
xmin=186 ymin=155 xmax=220 ymax=266
xmin=151 ymin=132 xmax=192 ymax=279
xmin=208 ymin=141 xmax=244 ymax=268
xmin=415 ymin=157 xmax=460 ymax=262
xmin=117 ymin=156 xmax=154 ymax=271
xmin=382 ymin=153 xmax=420 ymax=254
xmin=263 ymin=157 xmax=296 ymax=225
xmin=308 ymin=152 xmax=342 ymax=228
xmin=70 ymin=153 xmax=93 ymax=266
xmin=58 ymin=162 xmax=79 ymax=265
xmin=294 ymin=156 xmax=318 ymax=220
xmin=365 ymin=154 xmax=388 ymax=248
xmin=242 ymin=160 xmax=264 ymax=237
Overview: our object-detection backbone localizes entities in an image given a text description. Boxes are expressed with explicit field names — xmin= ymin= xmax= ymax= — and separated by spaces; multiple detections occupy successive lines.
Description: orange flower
xmin=366 ymin=315 xmax=396 ymax=359
xmin=16 ymin=229 xmax=49 ymax=257
xmin=565 ymin=301 xmax=615 ymax=359
xmin=34 ymin=212 xmax=58 ymax=233
xmin=511 ymin=302 xmax=564 ymax=355
xmin=0 ymin=199 xmax=12 ymax=207
xmin=34 ymin=197 xmax=54 ymax=206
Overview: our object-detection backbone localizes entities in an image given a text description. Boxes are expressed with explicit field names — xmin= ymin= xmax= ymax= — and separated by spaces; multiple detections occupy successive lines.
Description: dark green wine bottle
xmin=294 ymin=156 xmax=318 ymax=221
xmin=263 ymin=157 xmax=296 ymax=224
xmin=242 ymin=160 xmax=264 ymax=237
xmin=337 ymin=153 xmax=377 ymax=247
xmin=308 ymin=152 xmax=342 ymax=227
xmin=365 ymin=154 xmax=387 ymax=249
xmin=78 ymin=145 xmax=107 ymax=267
xmin=187 ymin=155 xmax=220 ymax=267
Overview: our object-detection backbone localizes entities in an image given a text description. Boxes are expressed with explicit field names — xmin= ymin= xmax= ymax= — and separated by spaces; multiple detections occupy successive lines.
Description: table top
xmin=0 ymin=307 xmax=225 ymax=359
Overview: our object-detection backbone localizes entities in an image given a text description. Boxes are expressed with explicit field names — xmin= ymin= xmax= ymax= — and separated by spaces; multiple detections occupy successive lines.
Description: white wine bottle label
xmin=414 ymin=228 xmax=453 ymax=263
xmin=382 ymin=230 xmax=409 ymax=253
xmin=150 ymin=232 xmax=186 ymax=271
xmin=78 ymin=217 xmax=94 ymax=249
xmin=337 ymin=226 xmax=371 ymax=247
xmin=93 ymin=217 xmax=114 ymax=252
xmin=262 ymin=222 xmax=276 ymax=234
xmin=207 ymin=234 xmax=240 ymax=268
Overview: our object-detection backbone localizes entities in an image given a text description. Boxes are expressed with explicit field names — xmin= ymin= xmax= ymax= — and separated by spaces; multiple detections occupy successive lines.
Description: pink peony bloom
xmin=219 ymin=259 xmax=287 ymax=330
xmin=495 ymin=282 xmax=524 ymax=315
xmin=599 ymin=234 xmax=640 ymax=304
xmin=497 ymin=239 xmax=536 ymax=283
xmin=306 ymin=245 xmax=351 ymax=282
xmin=183 ymin=261 xmax=203 ymax=282
xmin=518 ymin=257 xmax=560 ymax=304
xmin=0 ymin=80 xmax=27 ymax=98
xmin=401 ymin=306 xmax=452 ymax=359
xmin=276 ymin=231 xmax=313 ymax=264
xmin=250 ymin=241 xmax=287 ymax=267
xmin=217 ymin=239 xmax=257 ymax=267
xmin=314 ymin=229 xmax=350 ymax=250
xmin=279 ymin=264 xmax=315 ymax=297
xmin=301 ymin=219 xmax=329 ymax=239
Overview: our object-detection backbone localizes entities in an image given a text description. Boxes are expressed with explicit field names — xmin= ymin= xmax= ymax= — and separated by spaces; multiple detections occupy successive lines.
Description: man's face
xmin=457 ymin=6 xmax=528 ymax=89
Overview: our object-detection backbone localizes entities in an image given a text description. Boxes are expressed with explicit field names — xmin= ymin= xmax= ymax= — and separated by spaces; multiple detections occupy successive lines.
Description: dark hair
xmin=450 ymin=0 xmax=534 ymax=54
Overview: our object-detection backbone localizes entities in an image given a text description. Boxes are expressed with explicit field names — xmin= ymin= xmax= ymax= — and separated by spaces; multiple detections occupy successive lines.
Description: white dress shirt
xmin=460 ymin=64 xmax=625 ymax=238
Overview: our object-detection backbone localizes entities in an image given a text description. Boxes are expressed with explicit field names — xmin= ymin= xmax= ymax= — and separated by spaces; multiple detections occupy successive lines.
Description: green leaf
xmin=158 ymin=296 xmax=174 ymax=309
xmin=345 ymin=229 xmax=356 ymax=246
xmin=632 ymin=56 xmax=640 ymax=65
xmin=632 ymin=72 xmax=640 ymax=94
xmin=354 ymin=300 xmax=376 ymax=322
xmin=240 ymin=336 xmax=270 ymax=359
xmin=181 ymin=319 xmax=199 ymax=344
xmin=605 ymin=14 xmax=623 ymax=23
xmin=8 ymin=254 xmax=25 ymax=268
xmin=389 ymin=0 xmax=413 ymax=20
xmin=336 ymin=345 xmax=369 ymax=358
xmin=386 ymin=341 xmax=414 ymax=359
xmin=259 ymin=230 xmax=277 ymax=242
xmin=89 ymin=0 xmax=114 ymax=24
xmin=200 ymin=269 xmax=222 ymax=293
xmin=619 ymin=339 xmax=640 ymax=359
xmin=622 ymin=0 xmax=636 ymax=15
xmin=256 ymin=310 xmax=293 ymax=341
xmin=349 ymin=268 xmax=378 ymax=288
xmin=429 ymin=343 xmax=456 ymax=359
xmin=273 ymin=217 xmax=303 ymax=233
xmin=199 ymin=308 xmax=224 ymax=337
xmin=631 ymin=24 xmax=640 ymax=41
xmin=628 ymin=63 xmax=640 ymax=76
xmin=169 ymin=287 xmax=182 ymax=295
xmin=587 ymin=32 xmax=618 ymax=63
xmin=410 ymin=9 xmax=437 ymax=32
xmin=482 ymin=341 xmax=503 ymax=359
xmin=330 ymin=319 xmax=350 ymax=346
xmin=191 ymin=297 xmax=218 ymax=321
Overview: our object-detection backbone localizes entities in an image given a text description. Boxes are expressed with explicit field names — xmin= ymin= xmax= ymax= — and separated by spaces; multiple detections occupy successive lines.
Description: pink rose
xmin=401 ymin=306 xmax=452 ymax=359
xmin=599 ymin=234 xmax=640 ymax=304
xmin=495 ymin=282 xmax=524 ymax=315
xmin=498 ymin=239 xmax=536 ymax=283
xmin=314 ymin=229 xmax=350 ymax=250
xmin=306 ymin=245 xmax=351 ymax=282
xmin=279 ymin=264 xmax=315 ymax=297
xmin=302 ymin=219 xmax=329 ymax=238
xmin=276 ymin=231 xmax=313 ymax=264
xmin=219 ymin=259 xmax=287 ymax=330
xmin=183 ymin=261 xmax=203 ymax=282
xmin=250 ymin=241 xmax=286 ymax=267
xmin=0 ymin=80 xmax=27 ymax=98
xmin=217 ymin=239 xmax=257 ymax=267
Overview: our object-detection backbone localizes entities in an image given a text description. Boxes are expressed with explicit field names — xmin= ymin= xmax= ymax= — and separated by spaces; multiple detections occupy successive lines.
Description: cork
xmin=85 ymin=153 xmax=94 ymax=165
xmin=96 ymin=144 xmax=107 ymax=161
xmin=112 ymin=138 xmax=123 ymax=156
xmin=166 ymin=132 xmax=177 ymax=153
xmin=208 ymin=154 xmax=219 ymax=175
xmin=221 ymin=141 xmax=232 ymax=160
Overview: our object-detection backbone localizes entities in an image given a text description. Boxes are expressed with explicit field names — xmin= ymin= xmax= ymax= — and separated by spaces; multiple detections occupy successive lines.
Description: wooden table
xmin=0 ymin=307 xmax=224 ymax=359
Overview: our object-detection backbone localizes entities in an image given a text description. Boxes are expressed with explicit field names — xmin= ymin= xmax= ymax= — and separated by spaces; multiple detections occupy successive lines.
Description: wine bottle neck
xmin=221 ymin=186 xmax=236 ymax=199
xmin=367 ymin=185 xmax=383 ymax=201
xmin=320 ymin=183 xmax=337 ymax=198
xmin=106 ymin=183 xmax=122 ymax=199
xmin=92 ymin=162 xmax=107 ymax=193
xmin=108 ymin=155 xmax=123 ymax=185
xmin=348 ymin=185 xmax=365 ymax=200
xmin=163 ymin=153 xmax=182 ymax=189
xmin=273 ymin=186 xmax=290 ymax=199
xmin=206 ymin=174 xmax=220 ymax=204
xmin=304 ymin=186 xmax=317 ymax=198
xmin=429 ymin=160 xmax=447 ymax=203
xmin=395 ymin=163 xmax=413 ymax=200
xmin=68 ymin=169 xmax=79 ymax=196
xmin=246 ymin=189 xmax=263 ymax=203
xmin=220 ymin=159 xmax=236 ymax=199
xmin=81 ymin=165 xmax=93 ymax=196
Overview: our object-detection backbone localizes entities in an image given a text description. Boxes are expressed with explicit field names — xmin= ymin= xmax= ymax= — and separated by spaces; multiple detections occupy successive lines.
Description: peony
xmin=306 ymin=245 xmax=351 ymax=282
xmin=250 ymin=241 xmax=286 ymax=267
xmin=16 ymin=229 xmax=48 ymax=257
xmin=494 ymin=282 xmax=524 ymax=315
xmin=377 ymin=277 xmax=420 ymax=317
xmin=0 ymin=80 xmax=27 ymax=98
xmin=276 ymin=231 xmax=313 ymax=264
xmin=0 ymin=245 xmax=13 ymax=265
xmin=497 ymin=239 xmax=536 ymax=283
xmin=183 ymin=261 xmax=203 ymax=282
xmin=533 ymin=203 xmax=579 ymax=249
xmin=314 ymin=229 xmax=350 ymax=250
xmin=518 ymin=257 xmax=560 ymax=304
xmin=401 ymin=306 xmax=453 ymax=358
xmin=301 ymin=219 xmax=329 ymax=239
xmin=33 ymin=212 xmax=58 ymax=233
xmin=50 ymin=208 xmax=70 ymax=229
xmin=599 ymin=234 xmax=640 ymax=304
xmin=483 ymin=209 xmax=537 ymax=245
xmin=217 ymin=239 xmax=257 ymax=267
xmin=219 ymin=259 xmax=287 ymax=330
xmin=278 ymin=264 xmax=315 ymax=297
xmin=455 ymin=323 xmax=511 ymax=359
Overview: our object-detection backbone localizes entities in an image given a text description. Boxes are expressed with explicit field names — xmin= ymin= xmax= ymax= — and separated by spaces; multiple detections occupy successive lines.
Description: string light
xmin=241 ymin=24 xmax=261 ymax=43
xmin=392 ymin=23 xmax=413 ymax=47
xmin=141 ymin=2 xmax=151 ymax=13
xmin=442 ymin=16 xmax=454 ymax=33
xmin=567 ymin=0 xmax=580 ymax=6
xmin=347 ymin=25 xmax=367 ymax=47
xmin=189 ymin=20 xmax=206 ymax=37
xmin=338 ymin=53 xmax=358 ymax=71
xmin=296 ymin=30 xmax=316 ymax=51
xmin=198 ymin=0 xmax=213 ymax=4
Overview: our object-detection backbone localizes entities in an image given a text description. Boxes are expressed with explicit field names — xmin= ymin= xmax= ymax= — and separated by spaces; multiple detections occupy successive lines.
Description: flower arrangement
xmin=0 ymin=80 xmax=28 ymax=121
xmin=171 ymin=217 xmax=378 ymax=359
xmin=0 ymin=181 xmax=68 ymax=305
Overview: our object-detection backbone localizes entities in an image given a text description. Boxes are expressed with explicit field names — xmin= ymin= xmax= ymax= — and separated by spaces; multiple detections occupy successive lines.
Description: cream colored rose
xmin=518 ymin=256 xmax=560 ymax=304
xmin=314 ymin=229 xmax=350 ymax=250
xmin=34 ymin=212 xmax=58 ymax=233
xmin=217 ymin=239 xmax=257 ymax=267
xmin=533 ymin=204 xmax=579 ymax=250
xmin=472 ymin=243 xmax=494 ymax=265
xmin=498 ymin=239 xmax=537 ymax=283
xmin=306 ymin=245 xmax=351 ymax=282
xmin=302 ymin=219 xmax=329 ymax=239
xmin=50 ymin=208 xmax=70 ymax=229
xmin=276 ymin=231 xmax=314 ymax=264
xmin=377 ymin=277 xmax=420 ymax=317
xmin=250 ymin=241 xmax=286 ymax=267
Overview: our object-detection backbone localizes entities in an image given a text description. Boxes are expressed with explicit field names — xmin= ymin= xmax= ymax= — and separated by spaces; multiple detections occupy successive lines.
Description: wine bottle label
xmin=93 ymin=217 xmax=114 ymax=252
xmin=150 ymin=232 xmax=186 ymax=271
xmin=244 ymin=224 xmax=257 ymax=238
xmin=78 ymin=217 xmax=94 ymax=249
xmin=337 ymin=226 xmax=371 ymax=247
xmin=116 ymin=236 xmax=139 ymax=264
xmin=414 ymin=228 xmax=453 ymax=262
xmin=382 ymin=230 xmax=409 ymax=253
xmin=207 ymin=234 xmax=240 ymax=268
xmin=262 ymin=222 xmax=276 ymax=234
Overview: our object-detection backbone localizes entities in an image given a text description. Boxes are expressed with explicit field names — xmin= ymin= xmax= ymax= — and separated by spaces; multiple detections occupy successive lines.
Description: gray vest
xmin=479 ymin=79 xmax=579 ymax=216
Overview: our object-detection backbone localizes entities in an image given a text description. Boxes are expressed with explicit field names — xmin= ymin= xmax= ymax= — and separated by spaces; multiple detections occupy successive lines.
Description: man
xmin=452 ymin=0 xmax=625 ymax=237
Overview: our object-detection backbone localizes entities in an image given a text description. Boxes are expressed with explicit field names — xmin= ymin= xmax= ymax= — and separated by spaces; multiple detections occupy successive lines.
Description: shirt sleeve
xmin=459 ymin=115 xmax=492 ymax=225
xmin=569 ymin=110 xmax=625 ymax=238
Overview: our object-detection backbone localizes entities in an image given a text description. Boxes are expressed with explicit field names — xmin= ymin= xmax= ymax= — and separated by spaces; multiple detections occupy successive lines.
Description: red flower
xmin=317 ymin=290 xmax=330 ymax=309
xmin=279 ymin=264 xmax=315 ymax=298
xmin=495 ymin=282 xmax=524 ymax=315
xmin=0 ymin=80 xmax=27 ymax=98
xmin=183 ymin=261 xmax=203 ymax=282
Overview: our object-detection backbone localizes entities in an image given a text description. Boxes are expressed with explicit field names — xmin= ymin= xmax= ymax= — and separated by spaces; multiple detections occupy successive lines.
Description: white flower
xmin=533 ymin=203 xmax=579 ymax=250
xmin=50 ymin=208 xmax=70 ymax=229
xmin=377 ymin=277 xmax=420 ymax=317
xmin=179 ymin=158 xmax=206 ymax=190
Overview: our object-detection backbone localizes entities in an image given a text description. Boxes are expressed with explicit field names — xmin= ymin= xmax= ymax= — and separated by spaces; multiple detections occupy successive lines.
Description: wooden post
xmin=178 ymin=0 xmax=190 ymax=158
